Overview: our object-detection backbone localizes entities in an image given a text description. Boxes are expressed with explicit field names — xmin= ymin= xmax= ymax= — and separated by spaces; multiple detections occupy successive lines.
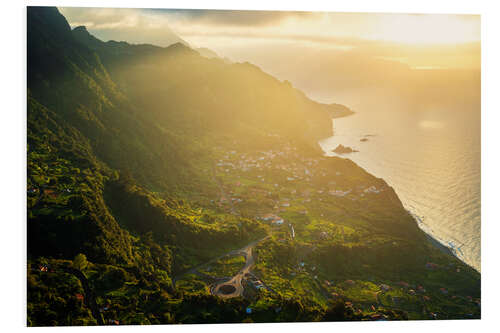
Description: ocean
xmin=319 ymin=107 xmax=481 ymax=272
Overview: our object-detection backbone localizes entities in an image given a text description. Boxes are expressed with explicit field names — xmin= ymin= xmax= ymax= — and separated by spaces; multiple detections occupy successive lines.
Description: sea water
xmin=319 ymin=108 xmax=481 ymax=272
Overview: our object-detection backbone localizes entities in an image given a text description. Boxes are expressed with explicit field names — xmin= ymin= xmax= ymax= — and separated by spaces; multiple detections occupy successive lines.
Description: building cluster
xmin=215 ymin=145 xmax=330 ymax=186
xmin=245 ymin=273 xmax=267 ymax=291
xmin=260 ymin=213 xmax=284 ymax=225
xmin=214 ymin=145 xmax=388 ymax=217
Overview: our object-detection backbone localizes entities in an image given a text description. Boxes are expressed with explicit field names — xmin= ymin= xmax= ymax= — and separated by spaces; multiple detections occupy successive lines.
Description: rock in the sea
xmin=332 ymin=144 xmax=358 ymax=154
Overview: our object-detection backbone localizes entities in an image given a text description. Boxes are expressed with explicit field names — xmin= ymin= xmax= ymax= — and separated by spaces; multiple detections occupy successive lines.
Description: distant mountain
xmin=195 ymin=47 xmax=221 ymax=59
xmin=328 ymin=103 xmax=354 ymax=118
xmin=70 ymin=23 xmax=341 ymax=149
xmin=195 ymin=47 xmax=233 ymax=63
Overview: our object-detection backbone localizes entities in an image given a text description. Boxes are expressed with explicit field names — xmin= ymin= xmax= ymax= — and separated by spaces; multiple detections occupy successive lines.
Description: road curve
xmin=211 ymin=236 xmax=269 ymax=298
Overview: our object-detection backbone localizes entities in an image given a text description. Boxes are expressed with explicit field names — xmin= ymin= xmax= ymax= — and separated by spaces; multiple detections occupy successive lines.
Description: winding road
xmin=210 ymin=237 xmax=267 ymax=298
xmin=173 ymin=236 xmax=269 ymax=294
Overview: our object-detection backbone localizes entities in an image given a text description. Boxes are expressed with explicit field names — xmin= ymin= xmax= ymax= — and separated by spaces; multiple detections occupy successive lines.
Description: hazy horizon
xmin=59 ymin=7 xmax=480 ymax=105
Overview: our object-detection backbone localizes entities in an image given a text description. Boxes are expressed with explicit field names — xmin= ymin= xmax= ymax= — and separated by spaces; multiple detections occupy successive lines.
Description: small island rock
xmin=332 ymin=144 xmax=358 ymax=154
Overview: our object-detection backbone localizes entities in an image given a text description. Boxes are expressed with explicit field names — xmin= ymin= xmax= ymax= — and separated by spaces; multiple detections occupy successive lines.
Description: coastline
xmin=327 ymin=105 xmax=355 ymax=120
xmin=322 ymin=114 xmax=480 ymax=274
xmin=409 ymin=210 xmax=480 ymax=273
xmin=409 ymin=211 xmax=460 ymax=257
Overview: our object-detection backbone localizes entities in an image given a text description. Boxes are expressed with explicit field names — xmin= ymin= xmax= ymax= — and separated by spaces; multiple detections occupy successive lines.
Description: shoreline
xmin=408 ymin=210 xmax=480 ymax=273
xmin=322 ymin=114 xmax=480 ymax=274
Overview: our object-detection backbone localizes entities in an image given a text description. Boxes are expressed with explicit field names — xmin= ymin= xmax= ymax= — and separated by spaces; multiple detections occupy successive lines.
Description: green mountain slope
xmin=71 ymin=22 xmax=341 ymax=148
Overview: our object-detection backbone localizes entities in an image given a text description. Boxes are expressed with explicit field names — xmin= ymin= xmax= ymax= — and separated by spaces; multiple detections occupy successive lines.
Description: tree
xmin=322 ymin=300 xmax=347 ymax=321
xmin=73 ymin=253 xmax=88 ymax=271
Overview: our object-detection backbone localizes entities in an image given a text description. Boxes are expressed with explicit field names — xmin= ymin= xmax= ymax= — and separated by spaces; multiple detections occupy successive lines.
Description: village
xmin=209 ymin=141 xmax=388 ymax=220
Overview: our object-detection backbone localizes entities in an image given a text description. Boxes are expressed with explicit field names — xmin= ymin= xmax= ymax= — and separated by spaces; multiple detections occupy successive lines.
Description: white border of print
xmin=2 ymin=0 xmax=498 ymax=332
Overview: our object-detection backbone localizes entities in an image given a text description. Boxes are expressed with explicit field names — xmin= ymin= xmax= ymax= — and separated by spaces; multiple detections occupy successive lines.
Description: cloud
xmin=57 ymin=7 xmax=480 ymax=105
xmin=60 ymin=7 xmax=141 ymax=29
xmin=59 ymin=7 xmax=479 ymax=52
xmin=59 ymin=7 xmax=319 ymax=35
xmin=59 ymin=7 xmax=185 ymax=46
xmin=154 ymin=9 xmax=320 ymax=27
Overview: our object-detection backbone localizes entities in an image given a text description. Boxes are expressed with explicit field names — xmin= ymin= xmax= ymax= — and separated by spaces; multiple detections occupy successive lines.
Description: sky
xmin=59 ymin=7 xmax=481 ymax=104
